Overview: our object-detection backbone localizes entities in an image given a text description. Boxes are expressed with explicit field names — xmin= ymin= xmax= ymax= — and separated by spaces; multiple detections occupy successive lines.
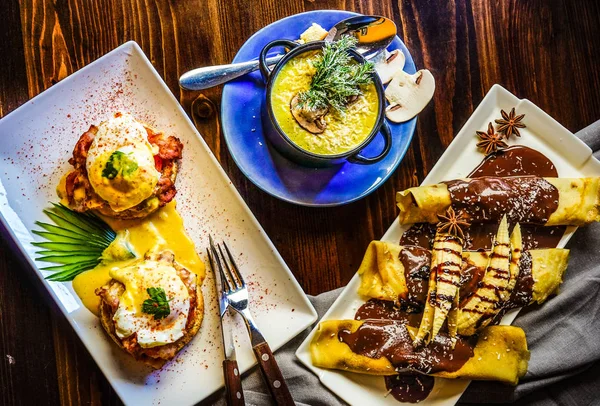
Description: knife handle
xmin=223 ymin=359 xmax=245 ymax=406
xmin=253 ymin=342 xmax=294 ymax=405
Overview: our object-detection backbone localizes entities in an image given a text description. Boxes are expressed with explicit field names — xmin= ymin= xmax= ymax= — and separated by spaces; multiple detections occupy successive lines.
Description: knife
xmin=207 ymin=248 xmax=245 ymax=406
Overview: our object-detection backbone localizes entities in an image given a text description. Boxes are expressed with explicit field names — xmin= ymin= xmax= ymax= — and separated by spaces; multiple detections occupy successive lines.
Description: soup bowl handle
xmin=259 ymin=40 xmax=300 ymax=83
xmin=347 ymin=122 xmax=392 ymax=165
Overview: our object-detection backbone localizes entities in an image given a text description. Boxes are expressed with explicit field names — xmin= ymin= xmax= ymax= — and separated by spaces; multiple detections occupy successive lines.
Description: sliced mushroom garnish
xmin=290 ymin=94 xmax=329 ymax=134
xmin=375 ymin=49 xmax=406 ymax=85
xmin=346 ymin=94 xmax=359 ymax=106
xmin=385 ymin=69 xmax=435 ymax=123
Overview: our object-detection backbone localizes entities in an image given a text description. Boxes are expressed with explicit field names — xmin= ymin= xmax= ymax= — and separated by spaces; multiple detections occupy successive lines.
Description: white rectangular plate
xmin=0 ymin=41 xmax=317 ymax=406
xmin=296 ymin=84 xmax=600 ymax=405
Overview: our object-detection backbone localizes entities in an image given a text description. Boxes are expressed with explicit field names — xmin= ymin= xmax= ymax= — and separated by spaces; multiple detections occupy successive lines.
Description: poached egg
xmin=86 ymin=113 xmax=161 ymax=212
xmin=110 ymin=257 xmax=190 ymax=348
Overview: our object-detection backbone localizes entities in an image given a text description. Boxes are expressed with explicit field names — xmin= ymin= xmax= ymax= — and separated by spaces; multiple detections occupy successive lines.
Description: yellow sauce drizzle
xmin=72 ymin=201 xmax=205 ymax=316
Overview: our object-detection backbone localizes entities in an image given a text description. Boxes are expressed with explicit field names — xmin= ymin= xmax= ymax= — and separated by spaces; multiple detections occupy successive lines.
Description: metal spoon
xmin=179 ymin=15 xmax=396 ymax=91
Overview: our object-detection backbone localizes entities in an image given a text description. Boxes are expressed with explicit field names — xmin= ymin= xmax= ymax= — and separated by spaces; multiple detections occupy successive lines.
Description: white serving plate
xmin=0 ymin=41 xmax=317 ymax=406
xmin=296 ymin=84 xmax=600 ymax=405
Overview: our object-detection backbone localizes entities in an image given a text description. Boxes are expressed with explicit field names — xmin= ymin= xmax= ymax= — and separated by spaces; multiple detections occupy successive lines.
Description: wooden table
xmin=1 ymin=0 xmax=599 ymax=404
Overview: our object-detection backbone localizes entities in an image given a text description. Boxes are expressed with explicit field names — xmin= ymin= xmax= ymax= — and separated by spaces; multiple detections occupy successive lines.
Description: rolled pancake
xmin=396 ymin=177 xmax=600 ymax=226
xmin=357 ymin=241 xmax=407 ymax=302
xmin=311 ymin=320 xmax=529 ymax=385
xmin=358 ymin=241 xmax=569 ymax=305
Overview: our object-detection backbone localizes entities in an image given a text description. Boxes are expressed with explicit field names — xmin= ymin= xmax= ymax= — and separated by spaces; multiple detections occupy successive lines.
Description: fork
xmin=210 ymin=237 xmax=295 ymax=406
xmin=207 ymin=245 xmax=245 ymax=406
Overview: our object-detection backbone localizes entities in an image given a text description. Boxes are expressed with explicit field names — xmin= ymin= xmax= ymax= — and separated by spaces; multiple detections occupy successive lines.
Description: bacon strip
xmin=147 ymin=128 xmax=183 ymax=160
xmin=69 ymin=125 xmax=97 ymax=169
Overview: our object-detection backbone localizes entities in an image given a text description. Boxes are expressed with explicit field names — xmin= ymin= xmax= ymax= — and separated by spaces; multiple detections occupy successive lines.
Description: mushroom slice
xmin=375 ymin=49 xmax=406 ymax=85
xmin=385 ymin=69 xmax=435 ymax=123
xmin=290 ymin=94 xmax=328 ymax=134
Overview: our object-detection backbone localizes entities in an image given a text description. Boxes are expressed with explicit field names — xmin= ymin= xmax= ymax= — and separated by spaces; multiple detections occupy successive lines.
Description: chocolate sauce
xmin=445 ymin=177 xmax=559 ymax=224
xmin=470 ymin=146 xmax=557 ymax=178
xmin=401 ymin=145 xmax=566 ymax=250
xmin=464 ymin=223 xmax=565 ymax=251
xmin=401 ymin=221 xmax=564 ymax=251
xmin=356 ymin=299 xmax=422 ymax=327
xmin=464 ymin=145 xmax=566 ymax=248
xmin=451 ymin=146 xmax=560 ymax=225
xmin=352 ymin=298 xmax=441 ymax=402
xmin=400 ymin=246 xmax=431 ymax=308
xmin=385 ymin=374 xmax=435 ymax=403
xmin=339 ymin=320 xmax=475 ymax=374
xmin=505 ymin=251 xmax=534 ymax=309
xmin=518 ymin=225 xmax=565 ymax=250
xmin=459 ymin=260 xmax=486 ymax=306
xmin=400 ymin=223 xmax=436 ymax=249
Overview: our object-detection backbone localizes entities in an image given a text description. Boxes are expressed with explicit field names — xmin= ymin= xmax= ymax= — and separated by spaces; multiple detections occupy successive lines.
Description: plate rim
xmin=0 ymin=40 xmax=318 ymax=406
xmin=220 ymin=9 xmax=418 ymax=207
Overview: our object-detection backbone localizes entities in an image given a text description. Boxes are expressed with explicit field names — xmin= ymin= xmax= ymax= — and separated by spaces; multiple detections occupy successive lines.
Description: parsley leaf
xmin=142 ymin=287 xmax=172 ymax=320
xmin=102 ymin=151 xmax=139 ymax=180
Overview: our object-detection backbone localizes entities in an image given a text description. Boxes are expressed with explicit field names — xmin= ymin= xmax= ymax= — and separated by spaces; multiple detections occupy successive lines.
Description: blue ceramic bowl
xmin=220 ymin=10 xmax=417 ymax=206
xmin=258 ymin=39 xmax=392 ymax=167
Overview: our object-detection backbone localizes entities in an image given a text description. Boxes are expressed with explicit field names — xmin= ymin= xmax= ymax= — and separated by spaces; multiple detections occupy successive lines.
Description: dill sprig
xmin=297 ymin=36 xmax=374 ymax=114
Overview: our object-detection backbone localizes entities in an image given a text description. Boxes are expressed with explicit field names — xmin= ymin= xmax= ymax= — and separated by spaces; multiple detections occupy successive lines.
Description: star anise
xmin=495 ymin=107 xmax=526 ymax=138
xmin=476 ymin=122 xmax=508 ymax=155
xmin=437 ymin=207 xmax=470 ymax=239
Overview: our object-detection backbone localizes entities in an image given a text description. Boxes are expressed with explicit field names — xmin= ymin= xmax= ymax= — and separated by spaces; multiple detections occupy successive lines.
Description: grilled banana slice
xmin=413 ymin=253 xmax=438 ymax=347
xmin=505 ymin=223 xmax=522 ymax=301
xmin=414 ymin=232 xmax=462 ymax=346
xmin=447 ymin=292 xmax=459 ymax=344
xmin=457 ymin=216 xmax=511 ymax=336
xmin=431 ymin=233 xmax=463 ymax=341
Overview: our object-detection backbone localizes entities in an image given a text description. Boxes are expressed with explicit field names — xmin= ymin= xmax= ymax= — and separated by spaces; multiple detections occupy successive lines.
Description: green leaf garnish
xmin=142 ymin=287 xmax=172 ymax=320
xmin=32 ymin=203 xmax=117 ymax=281
xmin=102 ymin=151 xmax=139 ymax=180
xmin=297 ymin=35 xmax=375 ymax=114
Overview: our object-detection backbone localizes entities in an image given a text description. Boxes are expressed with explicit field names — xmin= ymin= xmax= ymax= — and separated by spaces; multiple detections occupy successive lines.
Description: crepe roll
xmin=358 ymin=241 xmax=569 ymax=307
xmin=356 ymin=240 xmax=410 ymax=302
xmin=396 ymin=177 xmax=600 ymax=226
xmin=311 ymin=320 xmax=529 ymax=385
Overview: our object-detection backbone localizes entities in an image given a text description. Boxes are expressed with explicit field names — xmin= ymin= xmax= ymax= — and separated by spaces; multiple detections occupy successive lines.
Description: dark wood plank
xmin=1 ymin=0 xmax=600 ymax=405
xmin=0 ymin=1 xmax=62 ymax=405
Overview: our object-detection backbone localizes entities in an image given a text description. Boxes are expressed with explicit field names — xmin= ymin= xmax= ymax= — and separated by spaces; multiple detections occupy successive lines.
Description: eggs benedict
xmin=96 ymin=250 xmax=203 ymax=368
xmin=61 ymin=112 xmax=183 ymax=219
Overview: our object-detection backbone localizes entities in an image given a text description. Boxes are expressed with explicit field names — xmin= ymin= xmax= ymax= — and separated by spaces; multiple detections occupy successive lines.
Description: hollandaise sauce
xmin=72 ymin=201 xmax=205 ymax=316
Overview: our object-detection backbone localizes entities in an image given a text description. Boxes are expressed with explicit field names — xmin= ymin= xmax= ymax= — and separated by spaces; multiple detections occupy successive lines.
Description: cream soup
xmin=271 ymin=51 xmax=379 ymax=156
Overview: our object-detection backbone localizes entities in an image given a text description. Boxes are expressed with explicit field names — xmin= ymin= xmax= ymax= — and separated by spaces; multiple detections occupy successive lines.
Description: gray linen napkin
xmin=212 ymin=121 xmax=600 ymax=406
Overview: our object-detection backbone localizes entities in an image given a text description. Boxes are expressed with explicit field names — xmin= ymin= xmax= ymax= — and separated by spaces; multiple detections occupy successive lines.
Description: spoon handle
xmin=179 ymin=55 xmax=283 ymax=90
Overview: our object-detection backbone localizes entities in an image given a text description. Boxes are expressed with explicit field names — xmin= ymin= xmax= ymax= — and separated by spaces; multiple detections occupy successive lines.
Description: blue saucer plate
xmin=221 ymin=10 xmax=417 ymax=206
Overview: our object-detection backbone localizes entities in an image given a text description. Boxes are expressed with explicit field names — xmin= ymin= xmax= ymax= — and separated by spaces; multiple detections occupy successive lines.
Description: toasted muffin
xmin=61 ymin=112 xmax=183 ymax=220
xmin=96 ymin=250 xmax=203 ymax=368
